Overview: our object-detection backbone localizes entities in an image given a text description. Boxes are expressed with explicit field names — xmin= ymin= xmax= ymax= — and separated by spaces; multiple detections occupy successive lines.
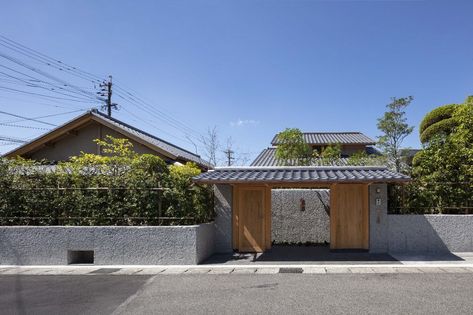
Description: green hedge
xmin=0 ymin=138 xmax=214 ymax=226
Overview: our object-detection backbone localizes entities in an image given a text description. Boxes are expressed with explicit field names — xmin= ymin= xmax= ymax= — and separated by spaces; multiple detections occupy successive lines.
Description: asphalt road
xmin=2 ymin=273 xmax=473 ymax=315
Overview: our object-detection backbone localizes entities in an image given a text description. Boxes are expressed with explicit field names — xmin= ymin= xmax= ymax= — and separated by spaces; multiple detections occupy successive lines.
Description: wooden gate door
xmin=330 ymin=184 xmax=369 ymax=250
xmin=233 ymin=186 xmax=270 ymax=252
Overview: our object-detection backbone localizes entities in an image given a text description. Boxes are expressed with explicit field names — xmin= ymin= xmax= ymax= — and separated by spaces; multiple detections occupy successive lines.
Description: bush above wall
xmin=0 ymin=136 xmax=214 ymax=226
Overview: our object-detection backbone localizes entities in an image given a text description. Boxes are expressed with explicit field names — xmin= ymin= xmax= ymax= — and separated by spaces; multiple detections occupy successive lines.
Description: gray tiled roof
xmin=3 ymin=110 xmax=211 ymax=169
xmin=251 ymin=147 xmax=382 ymax=166
xmin=193 ymin=166 xmax=410 ymax=184
xmin=271 ymin=132 xmax=376 ymax=145
xmin=91 ymin=111 xmax=211 ymax=168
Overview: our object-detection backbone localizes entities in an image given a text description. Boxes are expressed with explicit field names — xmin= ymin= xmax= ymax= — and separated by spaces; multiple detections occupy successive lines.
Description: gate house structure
xmin=194 ymin=166 xmax=410 ymax=253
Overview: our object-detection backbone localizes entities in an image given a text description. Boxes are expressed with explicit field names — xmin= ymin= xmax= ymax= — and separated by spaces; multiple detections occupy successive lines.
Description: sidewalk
xmin=2 ymin=254 xmax=473 ymax=275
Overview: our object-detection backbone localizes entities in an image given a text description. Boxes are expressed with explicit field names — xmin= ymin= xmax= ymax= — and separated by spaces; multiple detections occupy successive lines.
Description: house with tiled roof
xmin=252 ymin=131 xmax=381 ymax=166
xmin=3 ymin=109 xmax=211 ymax=170
xmin=193 ymin=130 xmax=411 ymax=254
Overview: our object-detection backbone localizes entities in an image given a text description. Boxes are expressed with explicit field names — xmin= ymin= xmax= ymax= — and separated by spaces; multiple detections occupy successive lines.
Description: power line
xmin=0 ymin=52 xmax=101 ymax=101
xmin=113 ymin=84 xmax=206 ymax=139
xmin=0 ymin=110 xmax=57 ymax=126
xmin=0 ymin=66 xmax=99 ymax=101
xmin=0 ymin=70 xmax=97 ymax=101
xmin=0 ymin=85 xmax=95 ymax=103
xmin=0 ymin=109 xmax=85 ymax=124
xmin=0 ymin=122 xmax=51 ymax=130
xmin=0 ymin=35 xmax=103 ymax=83
xmin=0 ymin=135 xmax=27 ymax=143
xmin=0 ymin=34 xmax=210 ymax=152
xmin=120 ymin=107 xmax=193 ymax=145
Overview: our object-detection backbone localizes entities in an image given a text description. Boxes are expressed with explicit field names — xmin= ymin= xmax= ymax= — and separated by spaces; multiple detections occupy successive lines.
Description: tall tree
xmin=377 ymin=96 xmax=414 ymax=172
xmin=275 ymin=128 xmax=313 ymax=166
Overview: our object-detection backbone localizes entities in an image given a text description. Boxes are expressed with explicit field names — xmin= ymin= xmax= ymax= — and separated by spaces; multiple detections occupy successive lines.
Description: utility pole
xmin=98 ymin=75 xmax=118 ymax=117
xmin=223 ymin=149 xmax=235 ymax=166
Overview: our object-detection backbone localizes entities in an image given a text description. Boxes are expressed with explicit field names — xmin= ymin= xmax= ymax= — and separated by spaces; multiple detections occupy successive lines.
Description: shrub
xmin=0 ymin=137 xmax=213 ymax=226
xmin=419 ymin=103 xmax=458 ymax=137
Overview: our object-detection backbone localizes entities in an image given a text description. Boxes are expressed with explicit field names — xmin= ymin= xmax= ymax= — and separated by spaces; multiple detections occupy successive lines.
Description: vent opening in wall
xmin=67 ymin=250 xmax=94 ymax=264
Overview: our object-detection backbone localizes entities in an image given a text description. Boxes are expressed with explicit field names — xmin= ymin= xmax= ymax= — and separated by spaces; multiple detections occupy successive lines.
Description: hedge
xmin=0 ymin=137 xmax=214 ymax=226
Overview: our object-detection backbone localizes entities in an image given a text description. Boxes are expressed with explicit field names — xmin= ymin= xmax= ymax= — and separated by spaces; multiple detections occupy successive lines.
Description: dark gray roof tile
xmin=251 ymin=147 xmax=382 ymax=167
xmin=271 ymin=132 xmax=376 ymax=146
xmin=194 ymin=166 xmax=410 ymax=184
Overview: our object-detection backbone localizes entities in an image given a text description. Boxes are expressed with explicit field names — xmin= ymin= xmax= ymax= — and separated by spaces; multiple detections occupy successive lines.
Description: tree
xmin=419 ymin=103 xmax=459 ymax=144
xmin=320 ymin=144 xmax=342 ymax=165
xmin=201 ymin=126 xmax=220 ymax=167
xmin=223 ymin=136 xmax=250 ymax=166
xmin=400 ymin=96 xmax=473 ymax=214
xmin=377 ymin=96 xmax=414 ymax=172
xmin=274 ymin=128 xmax=313 ymax=166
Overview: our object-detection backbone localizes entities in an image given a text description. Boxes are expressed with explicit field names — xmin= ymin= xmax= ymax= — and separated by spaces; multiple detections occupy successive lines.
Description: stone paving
xmin=2 ymin=265 xmax=473 ymax=275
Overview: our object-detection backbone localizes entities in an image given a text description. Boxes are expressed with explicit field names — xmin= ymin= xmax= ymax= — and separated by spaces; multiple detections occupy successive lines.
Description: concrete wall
xmin=0 ymin=223 xmax=215 ymax=265
xmin=271 ymin=189 xmax=330 ymax=244
xmin=387 ymin=215 xmax=473 ymax=253
xmin=214 ymin=184 xmax=233 ymax=253
xmin=369 ymin=184 xmax=388 ymax=253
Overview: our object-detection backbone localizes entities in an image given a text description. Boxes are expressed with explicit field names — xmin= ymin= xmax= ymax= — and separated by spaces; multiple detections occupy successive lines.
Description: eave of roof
xmin=193 ymin=166 xmax=410 ymax=184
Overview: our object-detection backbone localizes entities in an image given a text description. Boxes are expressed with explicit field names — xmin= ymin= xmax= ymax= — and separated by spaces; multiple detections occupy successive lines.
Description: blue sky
xmin=0 ymin=0 xmax=472 ymax=163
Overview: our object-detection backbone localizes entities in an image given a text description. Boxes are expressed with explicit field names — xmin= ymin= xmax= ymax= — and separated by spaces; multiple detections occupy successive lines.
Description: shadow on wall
xmin=388 ymin=215 xmax=472 ymax=259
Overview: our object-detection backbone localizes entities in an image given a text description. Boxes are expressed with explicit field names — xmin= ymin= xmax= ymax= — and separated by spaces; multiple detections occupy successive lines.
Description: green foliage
xmin=419 ymin=104 xmax=458 ymax=144
xmin=275 ymin=128 xmax=314 ymax=166
xmin=377 ymin=96 xmax=414 ymax=172
xmin=346 ymin=150 xmax=387 ymax=166
xmin=320 ymin=144 xmax=341 ymax=161
xmin=0 ymin=137 xmax=213 ymax=226
xmin=165 ymin=163 xmax=214 ymax=223
xmin=419 ymin=117 xmax=458 ymax=144
xmin=401 ymin=99 xmax=473 ymax=214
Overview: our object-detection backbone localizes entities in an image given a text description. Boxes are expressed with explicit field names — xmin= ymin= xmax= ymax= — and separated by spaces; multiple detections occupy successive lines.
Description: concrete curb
xmin=1 ymin=264 xmax=473 ymax=275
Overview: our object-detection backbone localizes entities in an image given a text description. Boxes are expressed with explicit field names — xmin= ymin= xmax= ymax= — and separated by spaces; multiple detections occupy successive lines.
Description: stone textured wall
xmin=0 ymin=223 xmax=215 ymax=265
xmin=195 ymin=222 xmax=216 ymax=263
xmin=213 ymin=184 xmax=233 ymax=253
xmin=369 ymin=184 xmax=388 ymax=253
xmin=271 ymin=189 xmax=330 ymax=244
xmin=387 ymin=215 xmax=473 ymax=253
